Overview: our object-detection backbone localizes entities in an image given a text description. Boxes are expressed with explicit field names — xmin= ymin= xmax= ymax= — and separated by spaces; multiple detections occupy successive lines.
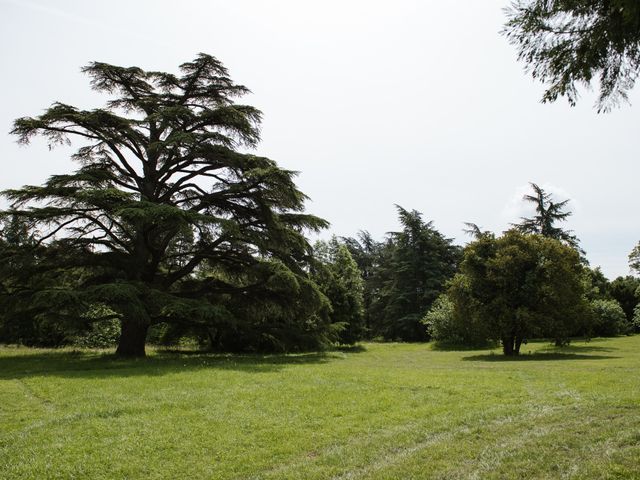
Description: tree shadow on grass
xmin=462 ymin=352 xmax=619 ymax=362
xmin=333 ymin=344 xmax=368 ymax=354
xmin=537 ymin=344 xmax=617 ymax=354
xmin=0 ymin=347 xmax=356 ymax=381
xmin=430 ymin=341 xmax=498 ymax=352
xmin=461 ymin=339 xmax=622 ymax=361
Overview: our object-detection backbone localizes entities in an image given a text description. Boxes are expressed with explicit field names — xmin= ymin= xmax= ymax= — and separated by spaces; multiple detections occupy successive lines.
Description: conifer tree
xmin=312 ymin=238 xmax=365 ymax=344
xmin=371 ymin=206 xmax=461 ymax=341
xmin=342 ymin=231 xmax=382 ymax=334
xmin=3 ymin=54 xmax=329 ymax=356
xmin=512 ymin=183 xmax=582 ymax=252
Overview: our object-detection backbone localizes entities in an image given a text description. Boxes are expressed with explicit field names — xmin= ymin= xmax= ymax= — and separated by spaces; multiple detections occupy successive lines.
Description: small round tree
xmin=456 ymin=230 xmax=589 ymax=355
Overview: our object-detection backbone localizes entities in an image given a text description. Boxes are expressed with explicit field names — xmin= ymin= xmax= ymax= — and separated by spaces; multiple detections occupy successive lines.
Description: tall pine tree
xmin=370 ymin=207 xmax=461 ymax=341
xmin=512 ymin=183 xmax=582 ymax=253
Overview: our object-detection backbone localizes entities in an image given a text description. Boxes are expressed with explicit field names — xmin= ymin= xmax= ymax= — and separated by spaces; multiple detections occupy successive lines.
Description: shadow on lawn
xmin=537 ymin=344 xmax=617 ymax=354
xmin=0 ymin=346 xmax=364 ymax=381
xmin=463 ymin=352 xmax=619 ymax=362
xmin=333 ymin=344 xmax=367 ymax=354
xmin=462 ymin=339 xmax=621 ymax=361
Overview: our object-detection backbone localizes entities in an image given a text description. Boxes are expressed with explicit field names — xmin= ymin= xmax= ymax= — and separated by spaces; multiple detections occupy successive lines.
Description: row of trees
xmin=1 ymin=52 xmax=639 ymax=357
xmin=339 ymin=184 xmax=640 ymax=355
xmin=2 ymin=159 xmax=638 ymax=356
xmin=0 ymin=203 xmax=459 ymax=351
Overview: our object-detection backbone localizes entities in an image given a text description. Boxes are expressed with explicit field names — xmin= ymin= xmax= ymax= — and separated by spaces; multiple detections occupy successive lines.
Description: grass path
xmin=1 ymin=337 xmax=639 ymax=479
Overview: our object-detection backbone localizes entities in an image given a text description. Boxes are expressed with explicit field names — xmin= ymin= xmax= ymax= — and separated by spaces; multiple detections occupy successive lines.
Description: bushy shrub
xmin=422 ymin=295 xmax=462 ymax=343
xmin=590 ymin=299 xmax=629 ymax=336
xmin=71 ymin=318 xmax=121 ymax=348
xmin=423 ymin=295 xmax=461 ymax=343
xmin=69 ymin=304 xmax=122 ymax=348
xmin=422 ymin=283 xmax=490 ymax=348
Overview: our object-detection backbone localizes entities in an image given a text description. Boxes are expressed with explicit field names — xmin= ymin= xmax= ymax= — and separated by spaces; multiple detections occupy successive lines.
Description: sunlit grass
xmin=1 ymin=337 xmax=639 ymax=479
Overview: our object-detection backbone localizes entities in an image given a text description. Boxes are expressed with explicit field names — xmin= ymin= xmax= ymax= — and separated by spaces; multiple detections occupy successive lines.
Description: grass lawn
xmin=1 ymin=337 xmax=639 ymax=479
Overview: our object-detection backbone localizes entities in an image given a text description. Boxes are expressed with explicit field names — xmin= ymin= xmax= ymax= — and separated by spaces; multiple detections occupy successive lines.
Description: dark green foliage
xmin=1 ymin=214 xmax=31 ymax=247
xmin=206 ymin=265 xmax=336 ymax=353
xmin=342 ymin=231 xmax=391 ymax=340
xmin=503 ymin=0 xmax=640 ymax=111
xmin=366 ymin=206 xmax=462 ymax=342
xmin=2 ymin=54 xmax=330 ymax=356
xmin=341 ymin=231 xmax=381 ymax=334
xmin=0 ymin=216 xmax=70 ymax=346
xmin=590 ymin=298 xmax=629 ymax=336
xmin=608 ymin=276 xmax=640 ymax=322
xmin=312 ymin=238 xmax=366 ymax=345
xmin=583 ymin=266 xmax=611 ymax=301
xmin=71 ymin=317 xmax=121 ymax=349
xmin=134 ymin=259 xmax=335 ymax=353
xmin=512 ymin=183 xmax=582 ymax=252
xmin=454 ymin=230 xmax=590 ymax=355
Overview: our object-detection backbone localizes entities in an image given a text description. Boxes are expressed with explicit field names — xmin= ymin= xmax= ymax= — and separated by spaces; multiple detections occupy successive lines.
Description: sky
xmin=1 ymin=0 xmax=639 ymax=279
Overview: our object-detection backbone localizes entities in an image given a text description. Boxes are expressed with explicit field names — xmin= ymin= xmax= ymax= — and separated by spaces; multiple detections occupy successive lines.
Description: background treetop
xmin=511 ymin=182 xmax=582 ymax=253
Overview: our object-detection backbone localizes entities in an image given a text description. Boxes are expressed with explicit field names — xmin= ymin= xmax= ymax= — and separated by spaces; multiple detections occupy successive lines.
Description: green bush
xmin=72 ymin=318 xmax=121 ymax=348
xmin=422 ymin=286 xmax=490 ymax=348
xmin=423 ymin=295 xmax=461 ymax=344
xmin=591 ymin=299 xmax=629 ymax=337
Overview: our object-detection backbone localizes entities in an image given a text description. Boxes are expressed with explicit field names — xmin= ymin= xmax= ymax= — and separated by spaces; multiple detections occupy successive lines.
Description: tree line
xmin=2 ymin=170 xmax=639 ymax=357
xmin=337 ymin=186 xmax=640 ymax=355
xmin=1 ymin=52 xmax=639 ymax=357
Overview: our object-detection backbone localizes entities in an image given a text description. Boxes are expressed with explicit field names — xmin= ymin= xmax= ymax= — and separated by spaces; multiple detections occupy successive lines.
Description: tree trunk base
xmin=502 ymin=335 xmax=522 ymax=356
xmin=116 ymin=319 xmax=149 ymax=357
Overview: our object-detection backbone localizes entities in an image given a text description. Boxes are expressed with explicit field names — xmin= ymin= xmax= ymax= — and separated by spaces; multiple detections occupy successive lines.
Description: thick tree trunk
xmin=207 ymin=327 xmax=220 ymax=351
xmin=502 ymin=336 xmax=514 ymax=355
xmin=514 ymin=336 xmax=523 ymax=355
xmin=116 ymin=318 xmax=149 ymax=357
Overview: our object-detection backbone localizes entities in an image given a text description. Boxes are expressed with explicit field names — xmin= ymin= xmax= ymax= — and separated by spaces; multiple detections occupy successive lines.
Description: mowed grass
xmin=1 ymin=337 xmax=639 ymax=479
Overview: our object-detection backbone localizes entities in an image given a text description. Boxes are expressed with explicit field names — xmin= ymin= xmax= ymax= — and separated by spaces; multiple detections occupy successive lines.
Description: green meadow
xmin=1 ymin=337 xmax=639 ymax=479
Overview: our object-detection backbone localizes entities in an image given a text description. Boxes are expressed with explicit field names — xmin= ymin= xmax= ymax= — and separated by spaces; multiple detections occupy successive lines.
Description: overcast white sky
xmin=1 ymin=0 xmax=639 ymax=279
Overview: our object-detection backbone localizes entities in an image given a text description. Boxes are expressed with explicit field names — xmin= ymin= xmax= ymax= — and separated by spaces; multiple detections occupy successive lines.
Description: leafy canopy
xmin=456 ymin=230 xmax=589 ymax=354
